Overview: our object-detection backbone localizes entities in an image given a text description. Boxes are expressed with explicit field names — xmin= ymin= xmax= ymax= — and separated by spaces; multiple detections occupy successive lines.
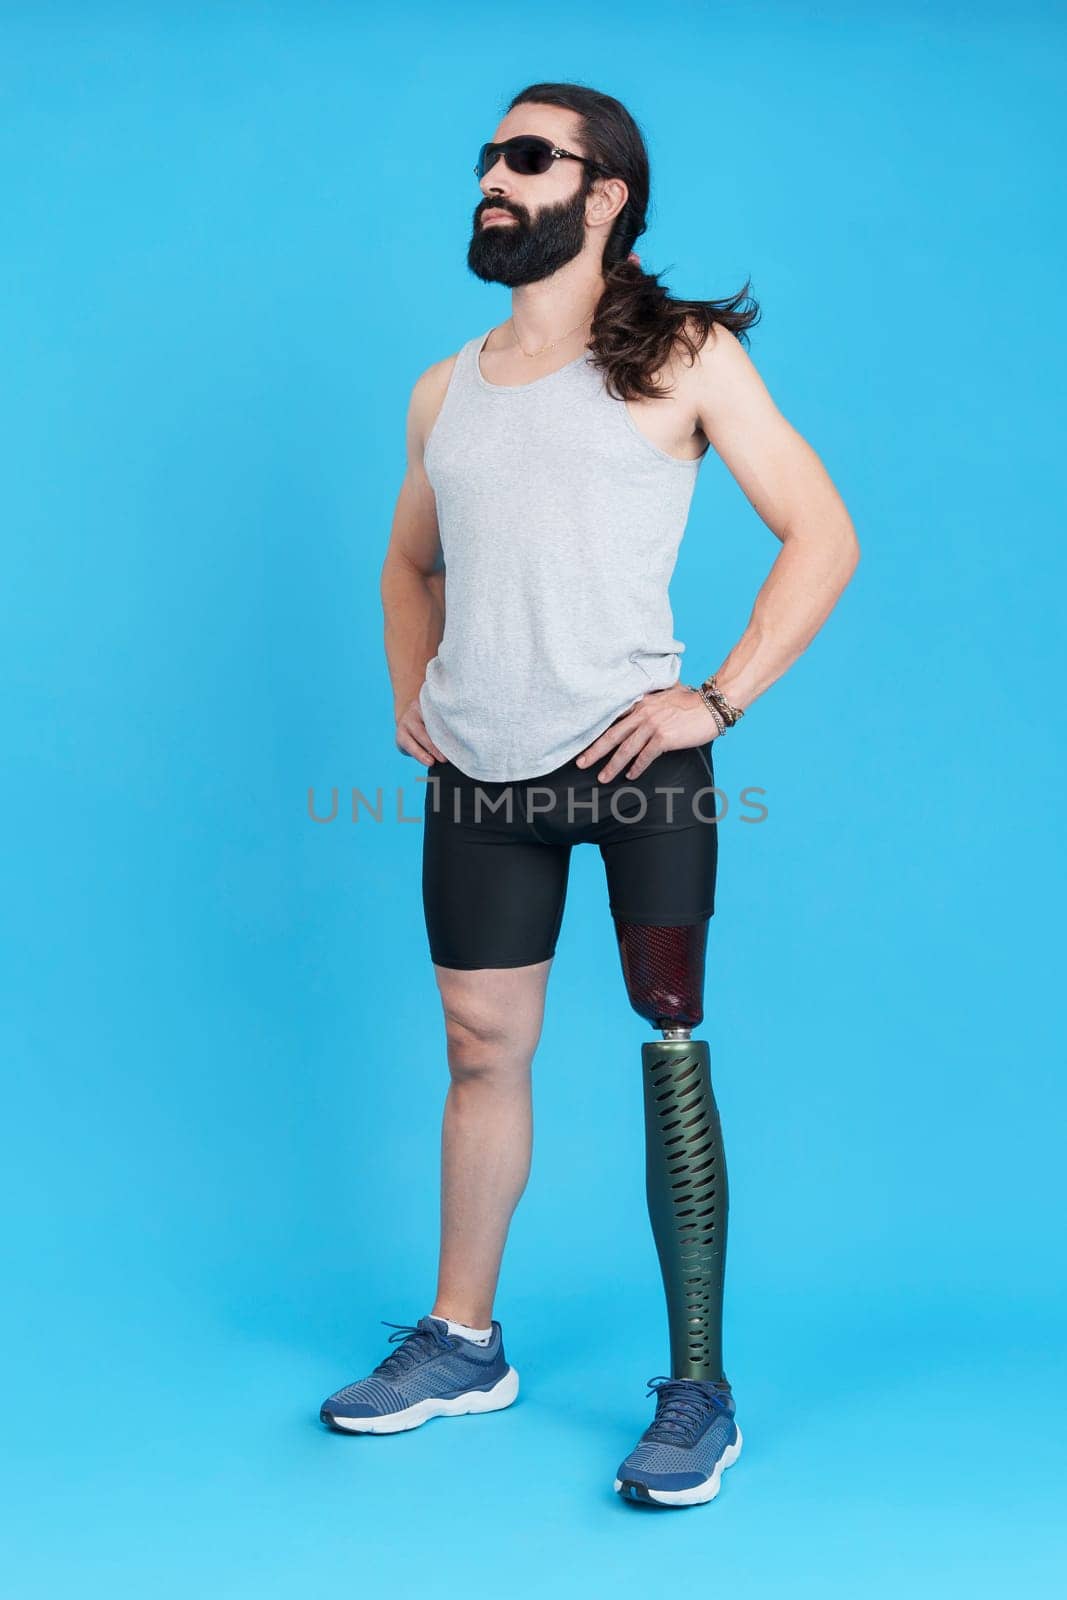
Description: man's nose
xmin=480 ymin=160 xmax=513 ymax=195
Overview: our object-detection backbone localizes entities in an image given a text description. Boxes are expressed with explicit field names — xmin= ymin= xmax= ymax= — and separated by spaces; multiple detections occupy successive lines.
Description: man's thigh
xmin=432 ymin=957 xmax=555 ymax=1067
xmin=597 ymin=744 xmax=718 ymax=925
xmin=422 ymin=759 xmax=572 ymax=970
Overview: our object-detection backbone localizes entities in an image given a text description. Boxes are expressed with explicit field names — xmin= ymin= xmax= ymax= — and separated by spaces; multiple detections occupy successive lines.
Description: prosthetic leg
xmin=613 ymin=919 xmax=729 ymax=1383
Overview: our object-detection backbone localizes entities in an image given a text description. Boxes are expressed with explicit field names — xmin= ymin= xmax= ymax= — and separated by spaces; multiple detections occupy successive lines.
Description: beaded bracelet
xmin=685 ymin=684 xmax=727 ymax=736
xmin=685 ymin=675 xmax=744 ymax=735
xmin=699 ymin=673 xmax=745 ymax=729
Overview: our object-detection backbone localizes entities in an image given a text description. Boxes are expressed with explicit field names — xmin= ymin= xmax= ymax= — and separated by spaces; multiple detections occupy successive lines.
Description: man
xmin=319 ymin=81 xmax=859 ymax=1509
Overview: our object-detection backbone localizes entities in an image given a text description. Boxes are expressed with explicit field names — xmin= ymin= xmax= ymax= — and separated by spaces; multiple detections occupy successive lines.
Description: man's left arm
xmin=690 ymin=321 xmax=861 ymax=717
xmin=578 ymin=323 xmax=861 ymax=781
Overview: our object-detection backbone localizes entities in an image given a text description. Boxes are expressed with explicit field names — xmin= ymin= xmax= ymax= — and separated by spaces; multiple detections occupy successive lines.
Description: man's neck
xmin=506 ymin=262 xmax=605 ymax=350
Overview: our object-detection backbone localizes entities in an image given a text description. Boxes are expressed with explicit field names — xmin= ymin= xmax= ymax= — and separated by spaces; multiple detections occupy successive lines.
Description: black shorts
xmin=421 ymin=740 xmax=719 ymax=970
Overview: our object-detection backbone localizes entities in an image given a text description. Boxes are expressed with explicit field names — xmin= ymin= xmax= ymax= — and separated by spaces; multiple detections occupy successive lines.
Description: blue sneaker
xmin=319 ymin=1315 xmax=519 ymax=1434
xmin=614 ymin=1375 xmax=742 ymax=1506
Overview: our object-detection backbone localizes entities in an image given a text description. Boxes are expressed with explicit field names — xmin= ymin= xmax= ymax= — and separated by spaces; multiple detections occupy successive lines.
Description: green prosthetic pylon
xmin=641 ymin=1036 xmax=729 ymax=1382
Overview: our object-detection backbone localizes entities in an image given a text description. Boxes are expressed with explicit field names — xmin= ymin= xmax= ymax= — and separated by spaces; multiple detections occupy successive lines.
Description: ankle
xmin=431 ymin=1304 xmax=493 ymax=1328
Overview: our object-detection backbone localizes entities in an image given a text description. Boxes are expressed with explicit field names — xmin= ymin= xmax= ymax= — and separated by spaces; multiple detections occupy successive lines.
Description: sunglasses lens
xmin=475 ymin=138 xmax=553 ymax=178
xmin=508 ymin=138 xmax=553 ymax=175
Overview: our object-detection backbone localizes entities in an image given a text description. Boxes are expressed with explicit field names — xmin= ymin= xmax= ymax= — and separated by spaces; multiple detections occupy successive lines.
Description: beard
xmin=467 ymin=182 xmax=591 ymax=287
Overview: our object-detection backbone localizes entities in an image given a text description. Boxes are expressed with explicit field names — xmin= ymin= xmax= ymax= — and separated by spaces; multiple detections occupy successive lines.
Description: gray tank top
xmin=419 ymin=325 xmax=708 ymax=780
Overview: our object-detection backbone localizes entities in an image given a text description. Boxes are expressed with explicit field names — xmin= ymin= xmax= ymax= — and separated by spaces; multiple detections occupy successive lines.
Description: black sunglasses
xmin=474 ymin=135 xmax=607 ymax=181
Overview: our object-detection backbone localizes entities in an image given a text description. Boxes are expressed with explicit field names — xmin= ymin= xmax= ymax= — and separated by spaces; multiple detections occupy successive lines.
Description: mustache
xmin=476 ymin=201 xmax=527 ymax=225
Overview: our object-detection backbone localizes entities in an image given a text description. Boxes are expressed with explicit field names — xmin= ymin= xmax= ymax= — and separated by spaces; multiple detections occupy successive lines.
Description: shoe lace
xmin=371 ymin=1318 xmax=457 ymax=1379
xmin=641 ymin=1375 xmax=732 ymax=1444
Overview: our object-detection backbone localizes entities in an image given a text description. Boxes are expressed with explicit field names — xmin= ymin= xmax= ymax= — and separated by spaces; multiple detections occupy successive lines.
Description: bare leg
xmin=430 ymin=958 xmax=552 ymax=1328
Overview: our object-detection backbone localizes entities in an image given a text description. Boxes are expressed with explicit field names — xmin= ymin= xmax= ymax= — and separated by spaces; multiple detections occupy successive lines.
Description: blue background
xmin=2 ymin=3 xmax=1064 ymax=1594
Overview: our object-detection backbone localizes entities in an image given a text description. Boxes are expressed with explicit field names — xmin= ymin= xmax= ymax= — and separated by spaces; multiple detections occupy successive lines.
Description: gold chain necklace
xmin=509 ymin=311 xmax=594 ymax=359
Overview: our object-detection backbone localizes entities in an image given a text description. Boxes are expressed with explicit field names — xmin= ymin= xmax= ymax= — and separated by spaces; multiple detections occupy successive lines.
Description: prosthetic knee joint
xmin=613 ymin=919 xmax=729 ymax=1384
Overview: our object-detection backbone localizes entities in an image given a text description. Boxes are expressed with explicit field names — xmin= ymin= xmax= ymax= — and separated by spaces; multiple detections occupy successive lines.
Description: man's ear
xmin=588 ymin=175 xmax=629 ymax=228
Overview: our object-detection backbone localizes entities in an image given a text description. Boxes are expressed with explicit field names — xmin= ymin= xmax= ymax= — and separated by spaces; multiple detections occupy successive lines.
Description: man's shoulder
xmin=410 ymin=337 xmax=473 ymax=412
xmin=409 ymin=335 xmax=479 ymax=452
xmin=675 ymin=315 xmax=738 ymax=372
xmin=416 ymin=330 xmax=482 ymax=390
xmin=668 ymin=316 xmax=755 ymax=420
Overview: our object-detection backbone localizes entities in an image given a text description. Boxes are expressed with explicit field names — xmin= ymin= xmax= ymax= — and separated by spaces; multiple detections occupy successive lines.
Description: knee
xmin=441 ymin=998 xmax=535 ymax=1087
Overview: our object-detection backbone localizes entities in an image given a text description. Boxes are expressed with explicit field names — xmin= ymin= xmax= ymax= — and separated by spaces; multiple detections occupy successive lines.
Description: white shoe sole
xmin=324 ymin=1365 xmax=520 ymax=1434
xmin=614 ymin=1424 xmax=743 ymax=1506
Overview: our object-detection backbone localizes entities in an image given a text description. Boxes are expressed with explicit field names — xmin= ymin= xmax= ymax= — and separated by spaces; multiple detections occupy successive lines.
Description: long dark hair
xmin=505 ymin=81 xmax=761 ymax=401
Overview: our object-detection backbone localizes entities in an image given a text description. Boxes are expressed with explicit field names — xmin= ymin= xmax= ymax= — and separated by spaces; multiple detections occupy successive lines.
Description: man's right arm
xmin=380 ymin=356 xmax=455 ymax=766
